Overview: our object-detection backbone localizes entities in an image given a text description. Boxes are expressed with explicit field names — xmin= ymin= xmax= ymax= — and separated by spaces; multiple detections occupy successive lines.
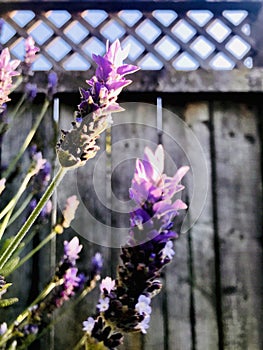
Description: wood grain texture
xmin=184 ymin=102 xmax=219 ymax=350
xmin=213 ymin=101 xmax=263 ymax=350
xmin=162 ymin=103 xmax=192 ymax=350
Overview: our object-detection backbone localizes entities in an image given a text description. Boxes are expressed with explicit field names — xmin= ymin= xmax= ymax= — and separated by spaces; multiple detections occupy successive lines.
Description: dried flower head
xmin=62 ymin=195 xmax=80 ymax=228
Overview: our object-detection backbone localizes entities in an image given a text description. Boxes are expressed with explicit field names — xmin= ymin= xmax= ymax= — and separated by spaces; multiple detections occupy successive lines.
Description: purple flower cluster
xmin=57 ymin=40 xmax=139 ymax=168
xmin=24 ymin=37 xmax=39 ymax=69
xmin=78 ymin=40 xmax=138 ymax=120
xmin=28 ymin=146 xmax=52 ymax=220
xmin=0 ymin=48 xmax=20 ymax=111
xmin=91 ymin=145 xmax=189 ymax=336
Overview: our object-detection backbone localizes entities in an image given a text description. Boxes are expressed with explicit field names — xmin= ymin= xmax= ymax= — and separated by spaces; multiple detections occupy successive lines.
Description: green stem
xmin=0 ymin=166 xmax=67 ymax=270
xmin=17 ymin=276 xmax=101 ymax=349
xmin=7 ymin=230 xmax=57 ymax=276
xmin=73 ymin=335 xmax=86 ymax=350
xmin=0 ymin=279 xmax=63 ymax=347
xmin=3 ymin=99 xmax=50 ymax=179
xmin=9 ymin=93 xmax=26 ymax=120
xmin=10 ymin=76 xmax=23 ymax=93
xmin=0 ymin=173 xmax=33 ymax=239
xmin=7 ymin=193 xmax=34 ymax=227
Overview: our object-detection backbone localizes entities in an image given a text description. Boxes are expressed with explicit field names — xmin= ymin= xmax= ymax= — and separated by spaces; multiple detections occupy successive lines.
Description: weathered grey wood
xmin=162 ymin=104 xmax=192 ymax=350
xmin=184 ymin=102 xmax=219 ymax=350
xmin=213 ymin=102 xmax=263 ymax=349
xmin=14 ymin=68 xmax=263 ymax=94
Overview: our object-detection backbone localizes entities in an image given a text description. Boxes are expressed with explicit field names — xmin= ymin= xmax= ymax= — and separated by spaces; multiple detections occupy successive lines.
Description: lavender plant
xmin=0 ymin=36 xmax=189 ymax=350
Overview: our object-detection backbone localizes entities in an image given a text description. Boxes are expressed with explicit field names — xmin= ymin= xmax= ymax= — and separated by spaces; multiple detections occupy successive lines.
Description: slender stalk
xmin=7 ymin=230 xmax=57 ymax=276
xmin=0 ymin=172 xmax=33 ymax=239
xmin=17 ymin=277 xmax=101 ymax=349
xmin=0 ymin=279 xmax=63 ymax=347
xmin=0 ymin=166 xmax=67 ymax=270
xmin=3 ymin=99 xmax=50 ymax=179
xmin=7 ymin=193 xmax=33 ymax=227
xmin=9 ymin=93 xmax=26 ymax=120
xmin=10 ymin=75 xmax=23 ymax=93
xmin=73 ymin=335 xmax=86 ymax=350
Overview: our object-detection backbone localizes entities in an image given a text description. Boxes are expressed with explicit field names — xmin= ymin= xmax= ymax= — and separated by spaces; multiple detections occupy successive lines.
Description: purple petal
xmin=117 ymin=64 xmax=140 ymax=76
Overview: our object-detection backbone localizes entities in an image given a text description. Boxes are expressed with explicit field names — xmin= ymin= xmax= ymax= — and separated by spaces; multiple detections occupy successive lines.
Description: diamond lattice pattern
xmin=0 ymin=8 xmax=254 ymax=71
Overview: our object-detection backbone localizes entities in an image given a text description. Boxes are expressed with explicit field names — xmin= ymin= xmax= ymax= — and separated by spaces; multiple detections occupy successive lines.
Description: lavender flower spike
xmin=24 ymin=36 xmax=39 ymax=68
xmin=0 ymin=48 xmax=20 ymax=110
xmin=57 ymin=40 xmax=139 ymax=169
xmin=63 ymin=236 xmax=83 ymax=265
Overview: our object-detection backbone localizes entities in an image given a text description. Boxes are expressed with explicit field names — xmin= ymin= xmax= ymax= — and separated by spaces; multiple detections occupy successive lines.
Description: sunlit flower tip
xmin=143 ymin=144 xmax=164 ymax=182
xmin=0 ymin=178 xmax=6 ymax=195
xmin=31 ymin=152 xmax=46 ymax=175
xmin=0 ymin=322 xmax=7 ymax=336
xmin=64 ymin=236 xmax=83 ymax=264
xmin=0 ymin=48 xmax=20 ymax=107
xmin=161 ymin=241 xmax=175 ymax=260
xmin=97 ymin=297 xmax=110 ymax=312
xmin=83 ymin=317 xmax=95 ymax=333
xmin=24 ymin=36 xmax=39 ymax=66
xmin=164 ymin=166 xmax=190 ymax=198
xmin=0 ymin=48 xmax=20 ymax=74
xmin=100 ymin=276 xmax=115 ymax=294
xmin=62 ymin=195 xmax=80 ymax=228
xmin=135 ymin=295 xmax=152 ymax=316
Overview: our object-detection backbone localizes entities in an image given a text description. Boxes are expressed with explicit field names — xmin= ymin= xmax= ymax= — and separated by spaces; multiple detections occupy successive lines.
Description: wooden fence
xmin=1 ymin=90 xmax=262 ymax=350
xmin=1 ymin=1 xmax=263 ymax=349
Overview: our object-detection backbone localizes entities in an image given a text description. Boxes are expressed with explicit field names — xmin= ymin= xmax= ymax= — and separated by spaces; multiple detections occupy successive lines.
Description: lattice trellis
xmin=0 ymin=6 xmax=259 ymax=71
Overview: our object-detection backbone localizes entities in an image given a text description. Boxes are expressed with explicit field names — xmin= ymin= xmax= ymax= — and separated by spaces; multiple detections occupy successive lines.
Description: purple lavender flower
xmin=63 ymin=236 xmax=83 ymax=266
xmin=83 ymin=317 xmax=95 ymax=334
xmin=100 ymin=277 xmax=115 ymax=294
xmin=0 ymin=48 xmax=20 ymax=110
xmin=94 ymin=145 xmax=189 ymax=335
xmin=27 ymin=148 xmax=52 ymax=220
xmin=47 ymin=71 xmax=58 ymax=98
xmin=55 ymin=267 xmax=81 ymax=307
xmin=97 ymin=297 xmax=110 ymax=312
xmin=57 ymin=40 xmax=139 ymax=169
xmin=136 ymin=315 xmax=150 ymax=334
xmin=135 ymin=295 xmax=152 ymax=316
xmin=25 ymin=82 xmax=37 ymax=101
xmin=23 ymin=324 xmax=39 ymax=335
xmin=0 ymin=322 xmax=7 ymax=336
xmin=91 ymin=252 xmax=103 ymax=276
xmin=24 ymin=36 xmax=39 ymax=68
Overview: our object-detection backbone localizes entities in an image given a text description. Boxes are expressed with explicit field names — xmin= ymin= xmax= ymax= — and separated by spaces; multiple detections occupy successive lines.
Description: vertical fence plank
xmin=162 ymin=103 xmax=192 ymax=350
xmin=184 ymin=102 xmax=219 ymax=350
xmin=213 ymin=102 xmax=263 ymax=349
